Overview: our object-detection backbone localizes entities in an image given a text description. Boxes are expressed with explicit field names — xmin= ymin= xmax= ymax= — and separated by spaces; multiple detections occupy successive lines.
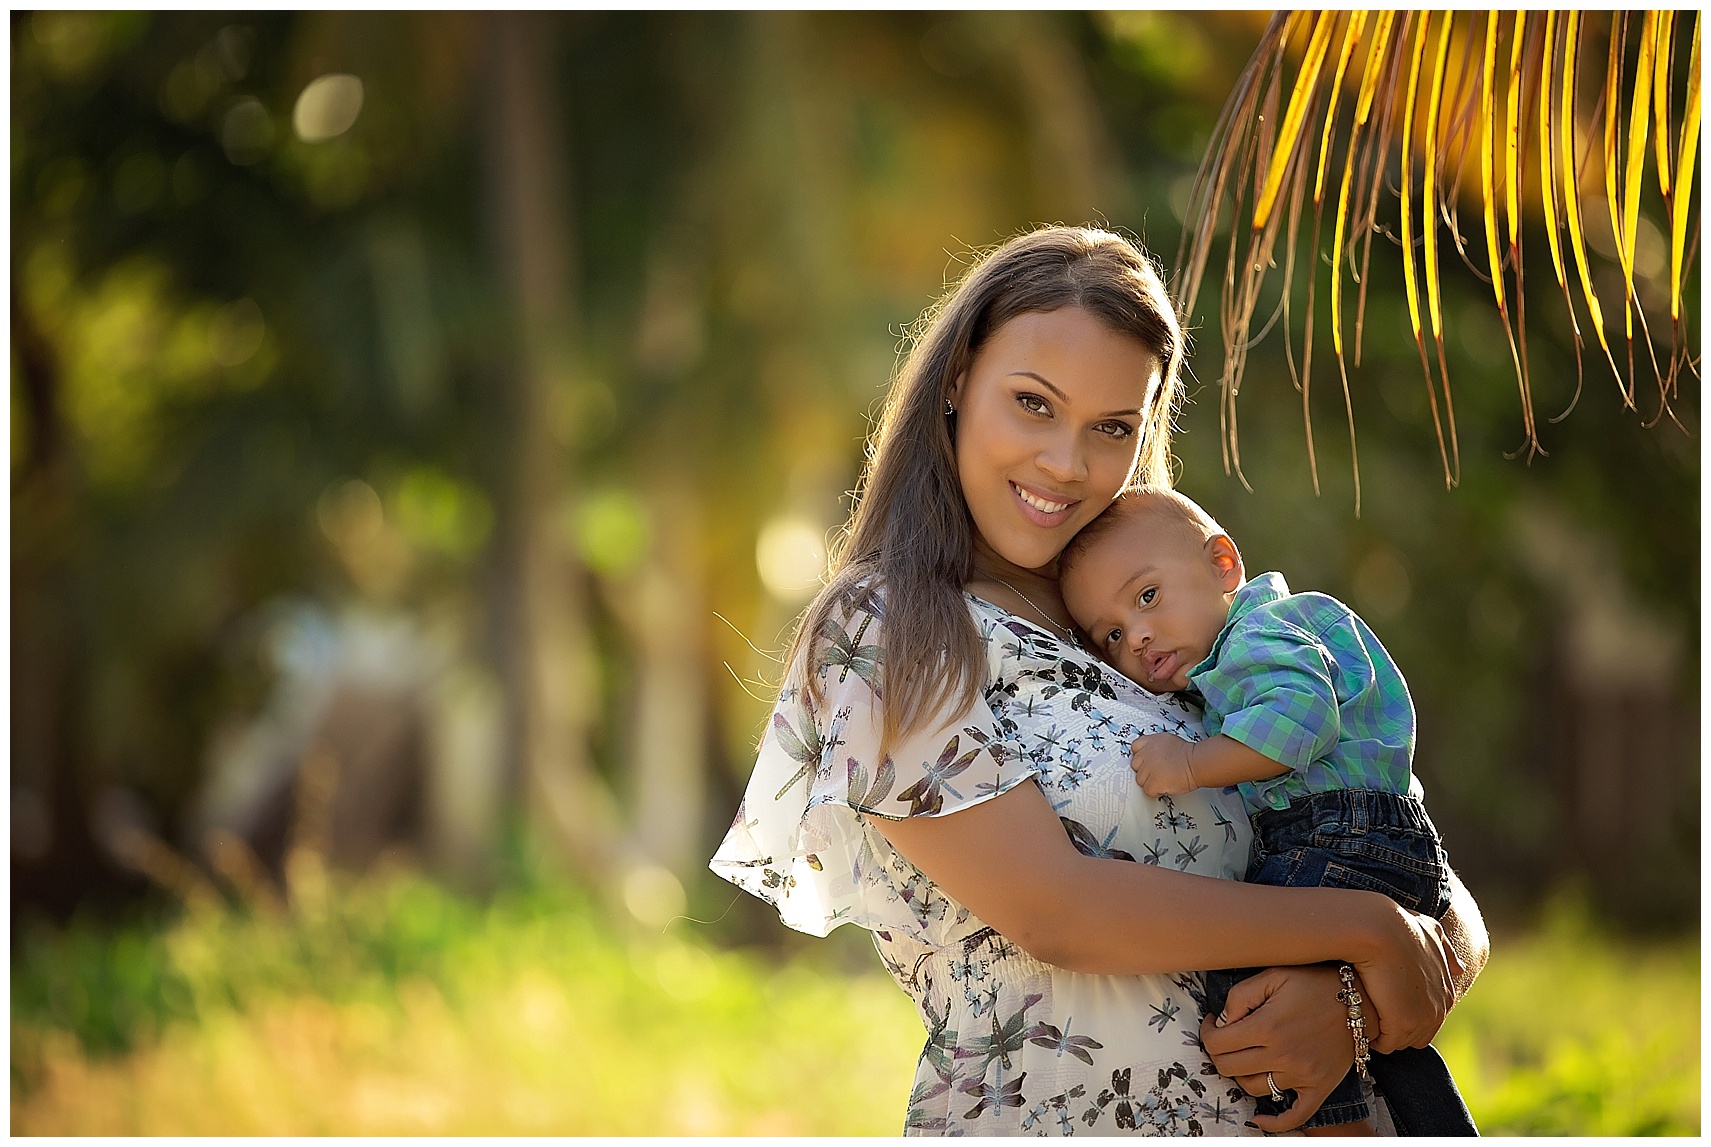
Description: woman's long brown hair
xmin=787 ymin=226 xmax=1185 ymax=752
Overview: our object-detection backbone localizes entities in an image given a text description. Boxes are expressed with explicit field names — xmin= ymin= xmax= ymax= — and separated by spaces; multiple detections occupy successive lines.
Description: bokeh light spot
xmin=756 ymin=516 xmax=827 ymax=603
xmin=294 ymin=74 xmax=365 ymax=143
xmin=575 ymin=489 xmax=651 ymax=578
xmin=395 ymin=467 xmax=493 ymax=560
xmin=623 ymin=865 xmax=686 ymax=930
xmin=221 ymin=97 xmax=275 ymax=166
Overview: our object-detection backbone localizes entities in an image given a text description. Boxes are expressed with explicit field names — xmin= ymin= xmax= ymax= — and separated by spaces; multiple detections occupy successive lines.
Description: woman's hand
xmin=1198 ymin=965 xmax=1353 ymax=1133
xmin=1349 ymin=899 xmax=1463 ymax=1053
xmin=1441 ymin=867 xmax=1491 ymax=1001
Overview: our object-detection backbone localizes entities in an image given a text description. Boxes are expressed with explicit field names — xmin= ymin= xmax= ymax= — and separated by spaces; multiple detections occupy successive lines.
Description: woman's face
xmin=951 ymin=307 xmax=1160 ymax=575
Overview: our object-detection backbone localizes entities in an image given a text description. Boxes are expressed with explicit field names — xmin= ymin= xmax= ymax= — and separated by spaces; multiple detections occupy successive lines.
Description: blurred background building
xmin=12 ymin=11 xmax=1698 ymax=945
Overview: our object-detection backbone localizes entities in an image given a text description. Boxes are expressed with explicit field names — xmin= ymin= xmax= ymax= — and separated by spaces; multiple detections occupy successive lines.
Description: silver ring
xmin=1266 ymin=1071 xmax=1285 ymax=1103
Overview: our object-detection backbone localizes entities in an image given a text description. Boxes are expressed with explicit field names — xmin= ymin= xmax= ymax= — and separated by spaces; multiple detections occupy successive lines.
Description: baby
xmin=1058 ymin=487 xmax=1471 ymax=1136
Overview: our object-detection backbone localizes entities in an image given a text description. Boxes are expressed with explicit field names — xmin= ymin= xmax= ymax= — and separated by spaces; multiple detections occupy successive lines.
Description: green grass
xmin=11 ymin=873 xmax=1699 ymax=1135
xmin=1434 ymin=896 xmax=1700 ymax=1136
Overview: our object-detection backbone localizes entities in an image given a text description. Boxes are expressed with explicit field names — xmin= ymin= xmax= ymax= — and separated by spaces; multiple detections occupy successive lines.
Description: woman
xmin=711 ymin=227 xmax=1486 ymax=1136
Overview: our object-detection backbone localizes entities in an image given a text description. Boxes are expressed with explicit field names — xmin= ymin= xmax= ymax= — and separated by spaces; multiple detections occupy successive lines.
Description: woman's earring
xmin=944 ymin=399 xmax=955 ymax=417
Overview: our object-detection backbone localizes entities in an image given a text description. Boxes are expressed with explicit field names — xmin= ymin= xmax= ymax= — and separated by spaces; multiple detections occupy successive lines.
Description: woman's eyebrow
xmin=1008 ymin=371 xmax=1143 ymax=417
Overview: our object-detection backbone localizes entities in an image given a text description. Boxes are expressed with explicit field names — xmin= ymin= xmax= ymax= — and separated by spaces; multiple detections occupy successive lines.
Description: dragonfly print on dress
xmin=710 ymin=585 xmax=1263 ymax=1135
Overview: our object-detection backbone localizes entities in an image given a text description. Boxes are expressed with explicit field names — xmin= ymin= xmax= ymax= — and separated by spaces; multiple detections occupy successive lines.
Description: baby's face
xmin=1061 ymin=516 xmax=1239 ymax=692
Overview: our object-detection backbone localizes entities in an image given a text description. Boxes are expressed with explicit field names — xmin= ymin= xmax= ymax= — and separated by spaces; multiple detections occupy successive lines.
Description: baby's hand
xmin=1129 ymin=734 xmax=1198 ymax=797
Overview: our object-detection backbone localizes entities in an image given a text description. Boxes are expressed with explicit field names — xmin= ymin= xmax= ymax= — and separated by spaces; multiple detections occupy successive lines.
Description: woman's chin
xmin=992 ymin=543 xmax=1066 ymax=578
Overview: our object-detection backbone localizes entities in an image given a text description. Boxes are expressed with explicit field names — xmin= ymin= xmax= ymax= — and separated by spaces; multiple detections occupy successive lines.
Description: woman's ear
xmin=1206 ymin=534 xmax=1244 ymax=592
xmin=948 ymin=370 xmax=968 ymax=410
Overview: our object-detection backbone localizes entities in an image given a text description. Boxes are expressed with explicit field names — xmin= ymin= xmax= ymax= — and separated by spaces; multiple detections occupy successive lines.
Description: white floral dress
xmin=711 ymin=584 xmax=1278 ymax=1136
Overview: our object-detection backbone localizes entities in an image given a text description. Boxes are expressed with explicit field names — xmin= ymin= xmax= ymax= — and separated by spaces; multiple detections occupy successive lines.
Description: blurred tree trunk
xmin=482 ymin=12 xmax=620 ymax=878
xmin=1003 ymin=12 xmax=1124 ymax=223
xmin=613 ymin=481 xmax=709 ymax=879
xmin=11 ymin=289 xmax=116 ymax=917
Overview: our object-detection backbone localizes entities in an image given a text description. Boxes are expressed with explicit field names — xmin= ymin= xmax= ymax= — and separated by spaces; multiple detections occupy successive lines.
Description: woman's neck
xmin=968 ymin=538 xmax=1077 ymax=637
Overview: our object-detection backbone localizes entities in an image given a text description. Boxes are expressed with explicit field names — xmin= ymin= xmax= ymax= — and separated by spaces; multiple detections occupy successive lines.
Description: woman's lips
xmin=1010 ymin=481 xmax=1078 ymax=527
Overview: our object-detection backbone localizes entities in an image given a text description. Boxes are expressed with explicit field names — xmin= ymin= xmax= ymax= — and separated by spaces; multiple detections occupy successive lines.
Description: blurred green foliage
xmin=11 ymin=871 xmax=1699 ymax=1135
xmin=12 ymin=867 xmax=923 ymax=1134
xmin=1436 ymin=892 xmax=1701 ymax=1136
xmin=9 ymin=11 xmax=1698 ymax=935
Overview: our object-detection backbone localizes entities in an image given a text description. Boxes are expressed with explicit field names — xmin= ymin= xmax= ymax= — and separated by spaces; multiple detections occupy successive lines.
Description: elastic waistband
xmin=1253 ymin=788 xmax=1436 ymax=844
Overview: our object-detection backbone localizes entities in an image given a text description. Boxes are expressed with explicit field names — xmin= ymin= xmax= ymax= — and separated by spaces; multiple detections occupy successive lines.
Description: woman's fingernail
xmin=1215 ymin=1010 xmax=1228 ymax=1027
xmin=1243 ymin=1120 xmax=1259 ymax=1129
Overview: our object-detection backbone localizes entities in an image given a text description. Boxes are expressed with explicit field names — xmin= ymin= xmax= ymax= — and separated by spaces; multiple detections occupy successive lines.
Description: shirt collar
xmin=1192 ymin=571 xmax=1292 ymax=676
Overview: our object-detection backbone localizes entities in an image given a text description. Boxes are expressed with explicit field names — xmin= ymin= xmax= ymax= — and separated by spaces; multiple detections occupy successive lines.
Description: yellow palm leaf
xmin=1655 ymin=10 xmax=1676 ymax=199
xmin=1422 ymin=13 xmax=1453 ymax=344
xmin=1314 ymin=12 xmax=1369 ymax=206
xmin=1481 ymin=13 xmax=1506 ymax=312
xmin=1622 ymin=13 xmax=1657 ymax=346
xmin=1537 ymin=12 xmax=1570 ymax=296
xmin=1504 ymin=12 xmax=1526 ymax=249
xmin=1255 ymin=11 xmax=1337 ymax=229
xmin=1560 ymin=11 xmax=1622 ymax=398
xmin=1172 ymin=10 xmax=1696 ymax=503
xmin=1672 ymin=19 xmax=1699 ymax=322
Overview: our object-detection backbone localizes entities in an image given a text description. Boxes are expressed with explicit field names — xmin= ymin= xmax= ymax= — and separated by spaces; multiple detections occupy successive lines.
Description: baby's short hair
xmin=1060 ymin=486 xmax=1227 ymax=575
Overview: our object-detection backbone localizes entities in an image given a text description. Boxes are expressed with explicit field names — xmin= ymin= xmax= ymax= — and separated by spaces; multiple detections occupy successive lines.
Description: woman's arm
xmin=1198 ymin=868 xmax=1491 ymax=1131
xmin=1441 ymin=865 xmax=1490 ymax=1001
xmin=867 ymin=777 xmax=1459 ymax=1047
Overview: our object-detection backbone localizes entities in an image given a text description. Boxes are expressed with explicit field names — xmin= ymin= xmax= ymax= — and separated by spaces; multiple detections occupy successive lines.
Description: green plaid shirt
xmin=1189 ymin=572 xmax=1415 ymax=815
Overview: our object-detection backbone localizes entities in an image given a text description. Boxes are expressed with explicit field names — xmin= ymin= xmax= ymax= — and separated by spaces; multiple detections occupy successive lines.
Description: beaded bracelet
xmin=1336 ymin=964 xmax=1374 ymax=1082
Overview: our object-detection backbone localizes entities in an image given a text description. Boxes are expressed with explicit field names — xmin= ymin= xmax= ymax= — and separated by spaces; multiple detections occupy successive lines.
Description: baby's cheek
xmin=1111 ymin=649 xmax=1149 ymax=686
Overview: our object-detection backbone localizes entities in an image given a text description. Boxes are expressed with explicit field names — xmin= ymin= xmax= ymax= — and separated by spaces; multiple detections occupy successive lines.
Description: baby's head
xmin=1059 ymin=488 xmax=1245 ymax=692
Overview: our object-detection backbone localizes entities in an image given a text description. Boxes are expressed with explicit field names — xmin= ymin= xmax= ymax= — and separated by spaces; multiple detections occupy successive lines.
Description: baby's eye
xmin=1104 ymin=627 xmax=1122 ymax=646
xmin=1139 ymin=587 xmax=1157 ymax=605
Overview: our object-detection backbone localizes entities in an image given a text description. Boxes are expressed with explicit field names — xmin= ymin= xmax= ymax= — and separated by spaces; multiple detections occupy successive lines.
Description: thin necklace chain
xmin=986 ymin=572 xmax=1078 ymax=644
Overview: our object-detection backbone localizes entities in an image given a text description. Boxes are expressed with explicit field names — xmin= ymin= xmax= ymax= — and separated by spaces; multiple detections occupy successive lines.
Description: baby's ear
xmin=1206 ymin=534 xmax=1244 ymax=591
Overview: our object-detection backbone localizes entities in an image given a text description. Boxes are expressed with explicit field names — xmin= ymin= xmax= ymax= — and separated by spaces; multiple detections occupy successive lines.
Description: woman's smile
xmin=952 ymin=307 xmax=1161 ymax=574
xmin=1010 ymin=480 xmax=1079 ymax=525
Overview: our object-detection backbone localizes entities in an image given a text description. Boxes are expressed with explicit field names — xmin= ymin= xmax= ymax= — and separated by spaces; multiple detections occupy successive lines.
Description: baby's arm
xmin=1130 ymin=732 xmax=1288 ymax=798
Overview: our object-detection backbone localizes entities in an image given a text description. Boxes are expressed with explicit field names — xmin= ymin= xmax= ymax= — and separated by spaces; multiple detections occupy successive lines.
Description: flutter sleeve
xmin=708 ymin=585 xmax=1040 ymax=939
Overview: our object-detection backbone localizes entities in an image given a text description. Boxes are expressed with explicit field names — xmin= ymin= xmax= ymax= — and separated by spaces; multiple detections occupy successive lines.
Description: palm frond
xmin=1174 ymin=11 xmax=1700 ymax=511
xmin=1673 ymin=19 xmax=1700 ymax=326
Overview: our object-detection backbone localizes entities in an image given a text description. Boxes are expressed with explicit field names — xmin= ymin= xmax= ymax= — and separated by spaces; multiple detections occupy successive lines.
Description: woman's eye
xmin=1017 ymin=393 xmax=1050 ymax=416
xmin=1097 ymin=421 xmax=1136 ymax=441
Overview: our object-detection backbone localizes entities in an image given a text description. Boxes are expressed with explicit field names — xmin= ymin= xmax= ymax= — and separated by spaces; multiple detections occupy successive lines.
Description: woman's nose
xmin=1035 ymin=433 xmax=1087 ymax=484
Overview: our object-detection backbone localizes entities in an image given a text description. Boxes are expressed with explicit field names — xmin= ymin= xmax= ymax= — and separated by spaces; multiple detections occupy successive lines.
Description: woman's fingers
xmin=1200 ymin=965 xmax=1354 ymax=1089
xmin=1215 ymin=968 xmax=1281 ymax=1028
xmin=1430 ymin=913 xmax=1466 ymax=986
xmin=1357 ymin=905 xmax=1456 ymax=1053
xmin=1234 ymin=1076 xmax=1336 ymax=1134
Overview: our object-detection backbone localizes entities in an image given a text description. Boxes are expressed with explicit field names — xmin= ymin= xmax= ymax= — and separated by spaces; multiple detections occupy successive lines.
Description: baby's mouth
xmin=1147 ymin=650 xmax=1180 ymax=684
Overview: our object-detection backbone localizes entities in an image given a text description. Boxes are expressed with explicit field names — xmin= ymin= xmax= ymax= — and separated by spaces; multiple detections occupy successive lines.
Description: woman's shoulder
xmin=962 ymin=591 xmax=1109 ymax=677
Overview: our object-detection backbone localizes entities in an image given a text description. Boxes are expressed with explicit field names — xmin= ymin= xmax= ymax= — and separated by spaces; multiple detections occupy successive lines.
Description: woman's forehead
xmin=976 ymin=308 xmax=1159 ymax=408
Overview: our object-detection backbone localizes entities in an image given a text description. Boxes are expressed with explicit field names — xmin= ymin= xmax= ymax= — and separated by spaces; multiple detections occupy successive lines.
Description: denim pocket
xmin=1320 ymin=858 xmax=1428 ymax=913
xmin=1310 ymin=827 xmax=1444 ymax=880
